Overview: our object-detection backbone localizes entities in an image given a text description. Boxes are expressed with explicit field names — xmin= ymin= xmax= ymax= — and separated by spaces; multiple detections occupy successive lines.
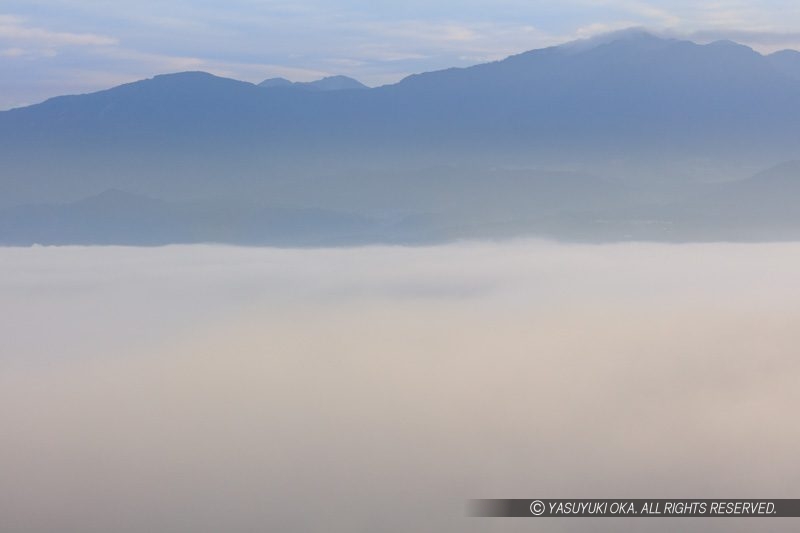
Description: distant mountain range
xmin=0 ymin=190 xmax=391 ymax=246
xmin=258 ymin=75 xmax=368 ymax=91
xmin=1 ymin=29 xmax=799 ymax=245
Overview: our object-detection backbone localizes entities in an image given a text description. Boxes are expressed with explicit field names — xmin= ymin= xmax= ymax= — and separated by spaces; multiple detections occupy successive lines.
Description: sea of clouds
xmin=2 ymin=241 xmax=800 ymax=532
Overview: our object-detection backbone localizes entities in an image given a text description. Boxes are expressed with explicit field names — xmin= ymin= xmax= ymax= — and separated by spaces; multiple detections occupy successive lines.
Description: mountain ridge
xmin=258 ymin=75 xmax=368 ymax=91
xmin=2 ymin=29 xmax=800 ymax=244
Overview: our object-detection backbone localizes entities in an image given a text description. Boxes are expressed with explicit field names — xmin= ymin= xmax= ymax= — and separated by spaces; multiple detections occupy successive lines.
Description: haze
xmin=2 ymin=241 xmax=799 ymax=532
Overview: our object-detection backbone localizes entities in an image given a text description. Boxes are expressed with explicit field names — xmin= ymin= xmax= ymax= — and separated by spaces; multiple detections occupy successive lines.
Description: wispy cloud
xmin=581 ymin=0 xmax=682 ymax=26
xmin=0 ymin=46 xmax=29 ymax=57
xmin=690 ymin=28 xmax=800 ymax=47
xmin=0 ymin=14 xmax=117 ymax=47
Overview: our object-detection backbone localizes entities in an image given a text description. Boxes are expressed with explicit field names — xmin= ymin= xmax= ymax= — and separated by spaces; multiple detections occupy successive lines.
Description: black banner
xmin=469 ymin=499 xmax=800 ymax=518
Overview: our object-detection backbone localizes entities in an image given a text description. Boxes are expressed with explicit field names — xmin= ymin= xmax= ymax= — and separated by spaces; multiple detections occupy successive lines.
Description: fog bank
xmin=2 ymin=241 xmax=800 ymax=532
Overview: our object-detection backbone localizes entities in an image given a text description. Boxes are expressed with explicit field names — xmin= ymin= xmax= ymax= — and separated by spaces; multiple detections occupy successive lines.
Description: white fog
xmin=2 ymin=241 xmax=799 ymax=532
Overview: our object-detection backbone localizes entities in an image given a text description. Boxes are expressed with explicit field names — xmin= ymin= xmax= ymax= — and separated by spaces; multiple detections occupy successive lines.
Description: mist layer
xmin=2 ymin=241 xmax=799 ymax=532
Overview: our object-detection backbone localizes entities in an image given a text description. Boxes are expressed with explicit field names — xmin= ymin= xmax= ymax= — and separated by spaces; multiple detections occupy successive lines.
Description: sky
xmin=2 ymin=1 xmax=800 ymax=109
xmin=2 ymin=241 xmax=800 ymax=532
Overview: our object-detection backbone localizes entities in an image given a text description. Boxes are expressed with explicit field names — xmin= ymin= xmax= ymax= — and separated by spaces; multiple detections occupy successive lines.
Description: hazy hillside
xmin=1 ymin=30 xmax=800 ymax=245
xmin=0 ymin=190 xmax=394 ymax=246
xmin=768 ymin=50 xmax=800 ymax=80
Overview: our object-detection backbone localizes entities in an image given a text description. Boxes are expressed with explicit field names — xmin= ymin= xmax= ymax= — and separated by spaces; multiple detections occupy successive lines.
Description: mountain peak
xmin=593 ymin=27 xmax=661 ymax=41
xmin=767 ymin=49 xmax=800 ymax=80
xmin=770 ymin=49 xmax=800 ymax=59
xmin=150 ymin=71 xmax=223 ymax=84
xmin=258 ymin=77 xmax=293 ymax=88
xmin=559 ymin=27 xmax=668 ymax=53
xmin=706 ymin=39 xmax=756 ymax=54
xmin=258 ymin=75 xmax=367 ymax=91
xmin=309 ymin=75 xmax=368 ymax=90
xmin=137 ymin=71 xmax=255 ymax=92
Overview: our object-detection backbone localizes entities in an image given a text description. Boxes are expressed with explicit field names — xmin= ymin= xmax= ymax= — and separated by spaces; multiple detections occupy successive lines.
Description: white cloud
xmin=0 ymin=14 xmax=117 ymax=47
xmin=0 ymin=46 xmax=26 ymax=56
xmin=572 ymin=21 xmax=644 ymax=38
xmin=576 ymin=0 xmax=682 ymax=26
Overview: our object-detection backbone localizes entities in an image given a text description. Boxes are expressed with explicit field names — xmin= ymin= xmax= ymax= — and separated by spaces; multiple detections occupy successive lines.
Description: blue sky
xmin=2 ymin=0 xmax=800 ymax=109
